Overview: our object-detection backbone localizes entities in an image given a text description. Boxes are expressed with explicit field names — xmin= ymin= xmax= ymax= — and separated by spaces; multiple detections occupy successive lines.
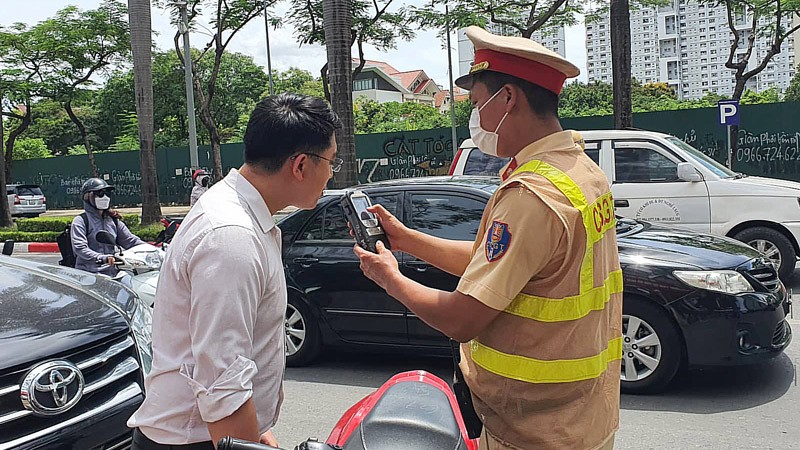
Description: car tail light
xmin=13 ymin=195 xmax=20 ymax=205
xmin=42 ymin=196 xmax=46 ymax=204
xmin=449 ymin=149 xmax=464 ymax=176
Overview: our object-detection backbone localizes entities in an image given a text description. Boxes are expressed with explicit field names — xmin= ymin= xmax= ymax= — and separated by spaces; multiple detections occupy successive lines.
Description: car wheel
xmin=285 ymin=297 xmax=321 ymax=367
xmin=621 ymin=296 xmax=683 ymax=394
xmin=734 ymin=227 xmax=796 ymax=282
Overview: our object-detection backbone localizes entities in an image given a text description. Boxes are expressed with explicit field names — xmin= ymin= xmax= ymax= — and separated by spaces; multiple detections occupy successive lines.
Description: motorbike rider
xmin=190 ymin=169 xmax=211 ymax=206
xmin=71 ymin=178 xmax=146 ymax=276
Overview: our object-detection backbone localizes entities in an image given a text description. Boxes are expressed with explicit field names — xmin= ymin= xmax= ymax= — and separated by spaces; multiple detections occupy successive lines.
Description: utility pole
xmin=175 ymin=1 xmax=199 ymax=170
xmin=445 ymin=4 xmax=458 ymax=154
xmin=264 ymin=0 xmax=275 ymax=95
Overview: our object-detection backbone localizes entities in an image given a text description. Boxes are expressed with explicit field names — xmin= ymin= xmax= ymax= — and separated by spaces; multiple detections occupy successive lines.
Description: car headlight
xmin=130 ymin=298 xmax=153 ymax=375
xmin=673 ymin=270 xmax=754 ymax=294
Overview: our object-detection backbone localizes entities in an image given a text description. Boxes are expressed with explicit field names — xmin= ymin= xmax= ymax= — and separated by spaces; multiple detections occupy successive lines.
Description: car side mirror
xmin=677 ymin=162 xmax=703 ymax=182
xmin=95 ymin=230 xmax=115 ymax=245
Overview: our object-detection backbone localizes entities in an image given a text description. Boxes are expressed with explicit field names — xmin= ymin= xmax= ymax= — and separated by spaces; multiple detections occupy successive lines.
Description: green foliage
xmin=787 ymin=71 xmax=800 ymax=102
xmin=353 ymin=98 xmax=451 ymax=133
xmin=271 ymin=68 xmax=325 ymax=98
xmin=454 ymin=100 xmax=473 ymax=127
xmin=108 ymin=112 xmax=140 ymax=152
xmin=16 ymin=214 xmax=140 ymax=233
xmin=0 ymin=231 xmax=60 ymax=242
xmin=11 ymin=138 xmax=52 ymax=160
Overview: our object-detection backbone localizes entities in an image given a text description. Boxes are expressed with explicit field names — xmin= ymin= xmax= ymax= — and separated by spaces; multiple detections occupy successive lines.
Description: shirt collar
xmin=223 ymin=168 xmax=276 ymax=234
xmin=499 ymin=130 xmax=578 ymax=179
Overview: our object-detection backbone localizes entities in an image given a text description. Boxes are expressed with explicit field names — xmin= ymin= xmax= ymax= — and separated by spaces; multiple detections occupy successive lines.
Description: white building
xmin=586 ymin=1 xmax=797 ymax=99
xmin=457 ymin=25 xmax=567 ymax=77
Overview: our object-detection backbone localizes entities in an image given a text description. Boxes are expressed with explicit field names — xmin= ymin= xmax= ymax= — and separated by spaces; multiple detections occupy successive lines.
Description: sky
xmin=0 ymin=0 xmax=589 ymax=89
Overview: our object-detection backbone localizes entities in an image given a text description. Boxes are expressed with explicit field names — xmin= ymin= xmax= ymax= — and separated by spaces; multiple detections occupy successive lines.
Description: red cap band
xmin=473 ymin=49 xmax=567 ymax=94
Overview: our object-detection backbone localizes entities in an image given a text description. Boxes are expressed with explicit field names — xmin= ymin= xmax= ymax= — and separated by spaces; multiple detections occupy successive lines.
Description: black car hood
xmin=618 ymin=222 xmax=761 ymax=270
xmin=0 ymin=257 xmax=133 ymax=370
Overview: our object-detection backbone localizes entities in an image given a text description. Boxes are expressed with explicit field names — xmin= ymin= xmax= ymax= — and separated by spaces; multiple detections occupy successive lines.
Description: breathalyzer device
xmin=340 ymin=190 xmax=390 ymax=253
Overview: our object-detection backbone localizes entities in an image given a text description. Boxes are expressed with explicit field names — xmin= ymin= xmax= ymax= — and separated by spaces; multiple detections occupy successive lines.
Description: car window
xmin=17 ymin=186 xmax=43 ymax=196
xmin=409 ymin=193 xmax=485 ymax=240
xmin=614 ymin=147 xmax=679 ymax=183
xmin=463 ymin=149 xmax=511 ymax=176
xmin=5 ymin=187 xmax=13 ymax=195
xmin=299 ymin=194 xmax=398 ymax=241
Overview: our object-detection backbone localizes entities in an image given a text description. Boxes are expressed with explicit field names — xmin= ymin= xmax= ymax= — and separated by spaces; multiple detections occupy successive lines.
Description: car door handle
xmin=405 ymin=260 xmax=429 ymax=272
xmin=614 ymin=199 xmax=629 ymax=208
xmin=294 ymin=257 xmax=319 ymax=267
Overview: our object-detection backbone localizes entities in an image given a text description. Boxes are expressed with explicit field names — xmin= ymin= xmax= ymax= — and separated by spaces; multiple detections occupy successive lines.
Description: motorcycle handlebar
xmin=217 ymin=437 xmax=282 ymax=450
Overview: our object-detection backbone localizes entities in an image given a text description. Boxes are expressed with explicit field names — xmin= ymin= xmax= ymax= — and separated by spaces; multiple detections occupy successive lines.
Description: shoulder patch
xmin=485 ymin=221 xmax=512 ymax=262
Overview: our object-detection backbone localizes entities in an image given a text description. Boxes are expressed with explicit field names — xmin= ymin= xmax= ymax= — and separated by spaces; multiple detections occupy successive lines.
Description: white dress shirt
xmin=128 ymin=169 xmax=287 ymax=444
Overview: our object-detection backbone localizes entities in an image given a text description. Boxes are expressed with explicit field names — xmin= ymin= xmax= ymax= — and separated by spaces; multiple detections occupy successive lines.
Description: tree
xmin=454 ymin=99 xmax=473 ymax=127
xmin=412 ymin=0 xmax=587 ymax=40
xmin=272 ymin=68 xmax=325 ymax=98
xmin=323 ymin=0 xmax=358 ymax=188
xmin=353 ymin=98 xmax=451 ymax=133
xmin=129 ymin=0 xmax=162 ymax=225
xmin=610 ymin=0 xmax=632 ymax=129
xmin=0 ymin=23 xmax=46 ymax=179
xmin=37 ymin=1 xmax=132 ymax=177
xmin=167 ymin=0 xmax=268 ymax=181
xmin=786 ymin=70 xmax=800 ymax=101
xmin=283 ymin=0 xmax=415 ymax=101
xmin=8 ymin=138 xmax=51 ymax=160
xmin=0 ymin=95 xmax=10 ymax=227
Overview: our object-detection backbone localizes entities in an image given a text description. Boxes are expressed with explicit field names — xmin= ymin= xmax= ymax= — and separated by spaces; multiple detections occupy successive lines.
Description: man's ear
xmin=503 ymin=84 xmax=519 ymax=112
xmin=289 ymin=154 xmax=307 ymax=181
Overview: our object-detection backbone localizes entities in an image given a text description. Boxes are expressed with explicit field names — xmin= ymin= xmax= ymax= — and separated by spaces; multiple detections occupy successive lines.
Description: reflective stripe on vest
xmin=469 ymin=159 xmax=622 ymax=383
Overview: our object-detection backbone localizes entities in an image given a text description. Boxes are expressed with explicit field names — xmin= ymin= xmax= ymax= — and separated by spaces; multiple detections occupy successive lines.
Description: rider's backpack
xmin=57 ymin=213 xmax=89 ymax=267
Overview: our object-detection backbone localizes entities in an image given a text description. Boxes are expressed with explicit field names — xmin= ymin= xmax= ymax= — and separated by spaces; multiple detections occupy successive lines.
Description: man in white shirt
xmin=128 ymin=93 xmax=343 ymax=450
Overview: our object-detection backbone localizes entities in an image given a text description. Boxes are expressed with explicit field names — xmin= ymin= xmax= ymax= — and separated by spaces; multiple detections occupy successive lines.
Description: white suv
xmin=6 ymin=184 xmax=46 ymax=218
xmin=450 ymin=130 xmax=800 ymax=281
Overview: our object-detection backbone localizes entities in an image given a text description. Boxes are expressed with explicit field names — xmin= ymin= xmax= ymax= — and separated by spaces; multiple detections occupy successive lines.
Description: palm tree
xmin=128 ymin=0 xmax=162 ymax=225
xmin=610 ymin=0 xmax=632 ymax=129
xmin=323 ymin=0 xmax=358 ymax=188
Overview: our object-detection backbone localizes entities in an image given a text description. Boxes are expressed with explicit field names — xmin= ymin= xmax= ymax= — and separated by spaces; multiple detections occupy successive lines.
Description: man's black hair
xmin=244 ymin=93 xmax=342 ymax=173
xmin=472 ymin=71 xmax=559 ymax=118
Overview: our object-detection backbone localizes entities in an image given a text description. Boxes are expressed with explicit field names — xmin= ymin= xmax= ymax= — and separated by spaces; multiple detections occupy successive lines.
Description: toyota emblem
xmin=20 ymin=360 xmax=85 ymax=416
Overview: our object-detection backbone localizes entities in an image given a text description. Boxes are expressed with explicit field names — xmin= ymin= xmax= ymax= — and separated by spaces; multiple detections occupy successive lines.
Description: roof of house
xmin=353 ymin=58 xmax=400 ymax=75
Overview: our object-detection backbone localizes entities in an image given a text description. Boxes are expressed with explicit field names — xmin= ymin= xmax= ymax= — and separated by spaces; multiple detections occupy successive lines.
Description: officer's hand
xmin=107 ymin=256 xmax=115 ymax=266
xmin=354 ymin=240 xmax=400 ymax=291
xmin=367 ymin=204 xmax=412 ymax=252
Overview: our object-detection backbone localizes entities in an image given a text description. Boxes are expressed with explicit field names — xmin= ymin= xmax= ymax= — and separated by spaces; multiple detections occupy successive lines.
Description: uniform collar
xmin=500 ymin=130 xmax=577 ymax=180
xmin=223 ymin=168 xmax=276 ymax=234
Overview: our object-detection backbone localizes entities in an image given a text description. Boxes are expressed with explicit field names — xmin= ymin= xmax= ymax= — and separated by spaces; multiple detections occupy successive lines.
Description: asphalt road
xmin=10 ymin=254 xmax=800 ymax=449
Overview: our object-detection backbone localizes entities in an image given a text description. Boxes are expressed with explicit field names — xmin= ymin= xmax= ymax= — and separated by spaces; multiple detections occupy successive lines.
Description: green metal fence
xmin=11 ymin=102 xmax=800 ymax=209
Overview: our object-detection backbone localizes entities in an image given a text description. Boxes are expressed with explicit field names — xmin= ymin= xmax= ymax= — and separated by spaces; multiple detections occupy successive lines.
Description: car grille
xmin=0 ymin=332 xmax=143 ymax=450
xmin=773 ymin=320 xmax=789 ymax=347
xmin=745 ymin=259 xmax=781 ymax=292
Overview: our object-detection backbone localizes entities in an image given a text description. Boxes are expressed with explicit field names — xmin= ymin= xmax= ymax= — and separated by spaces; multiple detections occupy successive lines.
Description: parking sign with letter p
xmin=718 ymin=100 xmax=739 ymax=126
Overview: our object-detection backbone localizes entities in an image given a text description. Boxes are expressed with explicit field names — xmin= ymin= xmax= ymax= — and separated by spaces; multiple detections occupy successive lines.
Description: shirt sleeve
xmin=115 ymin=219 xmax=147 ymax=248
xmin=457 ymin=186 xmax=565 ymax=311
xmin=71 ymin=215 xmax=107 ymax=263
xmin=178 ymin=225 xmax=267 ymax=423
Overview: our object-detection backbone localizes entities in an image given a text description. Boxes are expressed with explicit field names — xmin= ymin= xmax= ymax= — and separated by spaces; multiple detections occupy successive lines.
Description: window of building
xmin=353 ymin=78 xmax=375 ymax=91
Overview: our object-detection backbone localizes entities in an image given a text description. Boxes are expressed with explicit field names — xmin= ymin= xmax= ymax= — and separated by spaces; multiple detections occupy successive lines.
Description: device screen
xmin=352 ymin=195 xmax=378 ymax=227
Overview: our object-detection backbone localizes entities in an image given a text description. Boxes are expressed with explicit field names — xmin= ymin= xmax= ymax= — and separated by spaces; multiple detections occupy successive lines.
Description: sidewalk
xmin=12 ymin=205 xmax=299 ymax=253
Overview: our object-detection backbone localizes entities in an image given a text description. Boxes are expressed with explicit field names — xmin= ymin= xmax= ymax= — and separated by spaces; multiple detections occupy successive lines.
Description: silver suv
xmin=6 ymin=184 xmax=46 ymax=217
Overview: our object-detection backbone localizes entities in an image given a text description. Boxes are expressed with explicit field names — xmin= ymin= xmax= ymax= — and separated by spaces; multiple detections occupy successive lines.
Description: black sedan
xmin=279 ymin=176 xmax=791 ymax=393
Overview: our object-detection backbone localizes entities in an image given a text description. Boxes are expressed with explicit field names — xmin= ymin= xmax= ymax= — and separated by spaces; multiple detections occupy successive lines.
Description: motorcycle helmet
xmin=81 ymin=178 xmax=115 ymax=210
xmin=193 ymin=169 xmax=211 ymax=187
xmin=81 ymin=177 xmax=115 ymax=195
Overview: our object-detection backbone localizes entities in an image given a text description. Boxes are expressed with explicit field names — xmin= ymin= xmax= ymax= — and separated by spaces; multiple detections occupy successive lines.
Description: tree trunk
xmin=3 ymin=109 xmax=30 ymax=181
xmin=323 ymin=0 xmax=357 ymax=188
xmin=0 ymin=98 xmax=13 ymax=228
xmin=129 ymin=0 xmax=162 ymax=225
xmin=65 ymin=101 xmax=98 ymax=177
xmin=610 ymin=0 xmax=632 ymax=129
xmin=197 ymin=100 xmax=223 ymax=180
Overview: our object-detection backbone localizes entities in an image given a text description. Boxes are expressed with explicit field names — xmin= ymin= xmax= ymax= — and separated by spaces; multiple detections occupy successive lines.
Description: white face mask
xmin=469 ymin=89 xmax=509 ymax=157
xmin=94 ymin=196 xmax=111 ymax=210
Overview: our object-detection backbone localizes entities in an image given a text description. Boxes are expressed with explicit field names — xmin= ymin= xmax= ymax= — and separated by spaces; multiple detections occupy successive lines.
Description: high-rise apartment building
xmin=457 ymin=25 xmax=566 ymax=77
xmin=586 ymin=1 xmax=797 ymax=99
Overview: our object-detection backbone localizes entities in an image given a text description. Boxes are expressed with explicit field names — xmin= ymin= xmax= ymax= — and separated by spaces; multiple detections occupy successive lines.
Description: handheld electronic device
xmin=340 ymin=190 xmax=390 ymax=253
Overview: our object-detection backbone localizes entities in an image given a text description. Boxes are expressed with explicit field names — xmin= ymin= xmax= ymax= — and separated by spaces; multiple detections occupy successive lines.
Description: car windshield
xmin=464 ymin=150 xmax=511 ymax=176
xmin=665 ymin=137 xmax=737 ymax=178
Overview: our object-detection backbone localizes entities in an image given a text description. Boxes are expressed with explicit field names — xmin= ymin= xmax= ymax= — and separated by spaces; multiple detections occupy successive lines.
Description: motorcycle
xmin=155 ymin=216 xmax=183 ymax=246
xmin=96 ymin=230 xmax=164 ymax=306
xmin=217 ymin=370 xmax=479 ymax=450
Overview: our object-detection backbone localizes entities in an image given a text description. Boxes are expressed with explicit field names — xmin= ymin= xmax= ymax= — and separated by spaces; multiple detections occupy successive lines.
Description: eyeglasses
xmin=292 ymin=153 xmax=343 ymax=173
xmin=94 ymin=190 xmax=110 ymax=198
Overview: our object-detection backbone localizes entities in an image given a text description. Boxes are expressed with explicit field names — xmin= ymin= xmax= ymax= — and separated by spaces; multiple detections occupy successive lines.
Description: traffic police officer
xmin=355 ymin=26 xmax=622 ymax=450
